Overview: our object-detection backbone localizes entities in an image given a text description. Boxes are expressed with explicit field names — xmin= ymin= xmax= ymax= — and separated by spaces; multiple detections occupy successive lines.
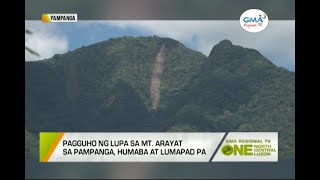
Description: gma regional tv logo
xmin=221 ymin=139 xmax=277 ymax=157
xmin=240 ymin=9 xmax=268 ymax=33
xmin=42 ymin=14 xmax=77 ymax=23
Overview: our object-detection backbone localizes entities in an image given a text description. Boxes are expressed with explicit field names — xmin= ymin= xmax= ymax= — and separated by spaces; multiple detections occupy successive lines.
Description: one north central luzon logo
xmin=221 ymin=139 xmax=276 ymax=156
xmin=42 ymin=14 xmax=77 ymax=23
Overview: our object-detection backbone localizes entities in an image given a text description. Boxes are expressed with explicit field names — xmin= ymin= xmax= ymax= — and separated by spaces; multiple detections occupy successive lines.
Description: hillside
xmin=25 ymin=36 xmax=295 ymax=158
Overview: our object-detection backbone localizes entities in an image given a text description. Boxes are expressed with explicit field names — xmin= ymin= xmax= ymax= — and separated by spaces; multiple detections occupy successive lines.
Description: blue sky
xmin=25 ymin=21 xmax=295 ymax=71
xmin=59 ymin=23 xmax=150 ymax=51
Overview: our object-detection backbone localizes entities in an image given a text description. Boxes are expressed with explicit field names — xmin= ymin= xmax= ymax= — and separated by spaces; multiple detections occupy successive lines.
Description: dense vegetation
xmin=25 ymin=36 xmax=294 ymax=158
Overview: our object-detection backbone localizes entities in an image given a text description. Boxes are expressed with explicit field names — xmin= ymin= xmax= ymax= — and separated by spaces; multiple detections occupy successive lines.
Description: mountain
xmin=25 ymin=36 xmax=295 ymax=158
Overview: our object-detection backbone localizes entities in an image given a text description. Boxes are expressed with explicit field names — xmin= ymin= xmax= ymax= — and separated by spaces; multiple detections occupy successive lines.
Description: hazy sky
xmin=25 ymin=20 xmax=295 ymax=71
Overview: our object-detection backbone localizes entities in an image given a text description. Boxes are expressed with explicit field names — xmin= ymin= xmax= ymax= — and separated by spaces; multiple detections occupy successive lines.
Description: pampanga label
xmin=42 ymin=14 xmax=77 ymax=23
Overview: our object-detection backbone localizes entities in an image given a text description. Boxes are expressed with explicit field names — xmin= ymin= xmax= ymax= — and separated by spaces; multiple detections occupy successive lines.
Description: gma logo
xmin=221 ymin=144 xmax=253 ymax=156
xmin=243 ymin=17 xmax=263 ymax=23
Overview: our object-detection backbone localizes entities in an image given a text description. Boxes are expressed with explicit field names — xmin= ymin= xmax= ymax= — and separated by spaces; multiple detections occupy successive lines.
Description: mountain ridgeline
xmin=25 ymin=36 xmax=295 ymax=158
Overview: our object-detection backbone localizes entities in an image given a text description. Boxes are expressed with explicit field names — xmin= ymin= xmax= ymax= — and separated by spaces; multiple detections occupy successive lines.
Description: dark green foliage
xmin=25 ymin=129 xmax=38 ymax=159
xmin=25 ymin=36 xmax=294 ymax=158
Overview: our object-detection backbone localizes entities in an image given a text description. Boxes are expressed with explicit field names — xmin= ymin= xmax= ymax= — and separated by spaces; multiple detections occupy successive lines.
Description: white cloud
xmin=102 ymin=20 xmax=295 ymax=70
xmin=25 ymin=21 xmax=69 ymax=61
